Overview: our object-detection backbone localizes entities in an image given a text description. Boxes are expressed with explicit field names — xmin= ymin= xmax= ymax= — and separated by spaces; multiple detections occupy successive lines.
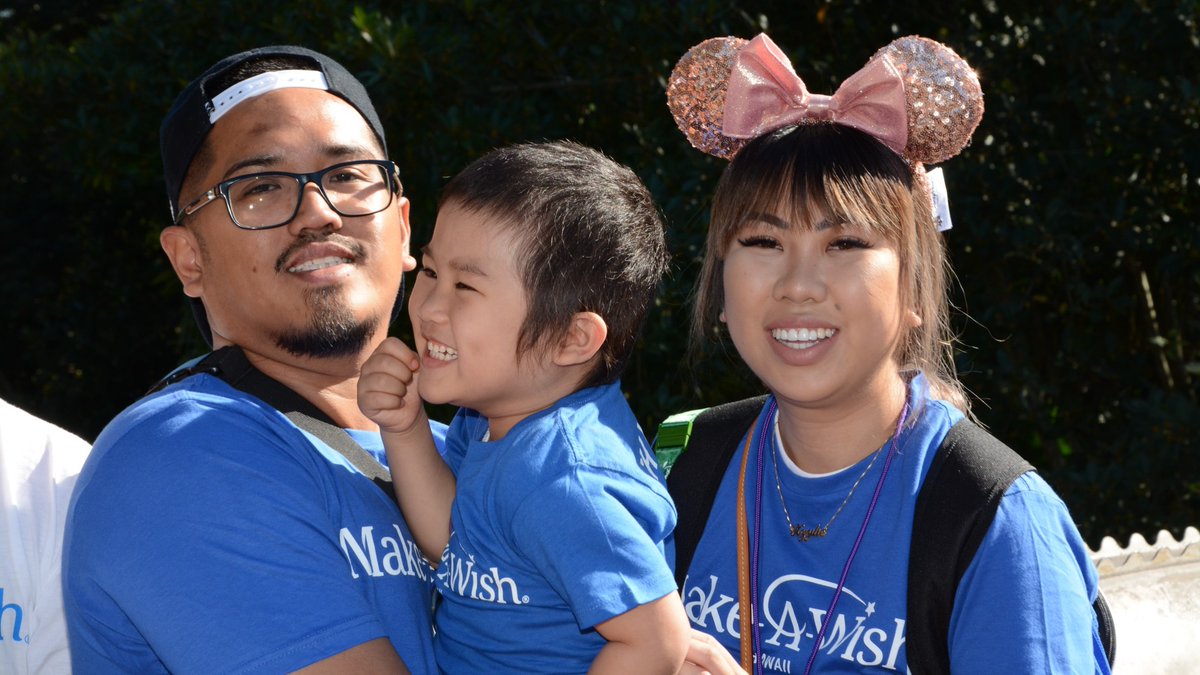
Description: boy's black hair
xmin=439 ymin=140 xmax=668 ymax=389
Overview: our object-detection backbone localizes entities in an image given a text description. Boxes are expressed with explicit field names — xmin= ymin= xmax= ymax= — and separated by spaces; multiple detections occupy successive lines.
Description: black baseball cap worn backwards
xmin=160 ymin=45 xmax=388 ymax=221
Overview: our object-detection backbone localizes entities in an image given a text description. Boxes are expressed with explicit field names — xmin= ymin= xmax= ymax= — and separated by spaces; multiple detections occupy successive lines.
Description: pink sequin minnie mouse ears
xmin=666 ymin=33 xmax=984 ymax=164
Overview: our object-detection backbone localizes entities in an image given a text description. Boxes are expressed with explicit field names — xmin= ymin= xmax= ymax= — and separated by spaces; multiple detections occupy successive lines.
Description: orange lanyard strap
xmin=735 ymin=427 xmax=755 ymax=672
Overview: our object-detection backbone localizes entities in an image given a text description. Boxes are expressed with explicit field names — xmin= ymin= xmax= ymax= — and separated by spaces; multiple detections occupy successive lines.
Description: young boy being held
xmin=358 ymin=141 xmax=689 ymax=674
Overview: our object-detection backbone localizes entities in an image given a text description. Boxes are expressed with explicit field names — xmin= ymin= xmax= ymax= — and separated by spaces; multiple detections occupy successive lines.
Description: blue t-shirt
xmin=433 ymin=381 xmax=678 ymax=674
xmin=64 ymin=374 xmax=443 ymax=674
xmin=682 ymin=375 xmax=1109 ymax=674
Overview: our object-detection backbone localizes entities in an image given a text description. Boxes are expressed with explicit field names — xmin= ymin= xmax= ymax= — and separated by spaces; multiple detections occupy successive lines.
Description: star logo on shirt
xmin=865 ymin=602 xmax=876 ymax=617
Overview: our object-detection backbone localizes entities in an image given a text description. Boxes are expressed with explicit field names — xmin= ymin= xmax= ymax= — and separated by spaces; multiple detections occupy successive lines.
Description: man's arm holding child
xmin=359 ymin=336 xmax=454 ymax=561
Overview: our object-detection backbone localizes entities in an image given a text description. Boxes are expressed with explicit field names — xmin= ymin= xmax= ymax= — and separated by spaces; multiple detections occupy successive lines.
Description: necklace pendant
xmin=790 ymin=524 xmax=828 ymax=542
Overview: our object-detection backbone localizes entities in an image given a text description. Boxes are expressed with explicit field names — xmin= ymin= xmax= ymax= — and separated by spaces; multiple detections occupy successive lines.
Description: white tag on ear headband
xmin=207 ymin=69 xmax=329 ymax=124
xmin=927 ymin=167 xmax=953 ymax=232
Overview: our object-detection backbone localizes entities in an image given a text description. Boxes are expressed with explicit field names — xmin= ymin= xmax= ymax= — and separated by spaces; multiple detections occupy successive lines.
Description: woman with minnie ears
xmin=664 ymin=34 xmax=1111 ymax=674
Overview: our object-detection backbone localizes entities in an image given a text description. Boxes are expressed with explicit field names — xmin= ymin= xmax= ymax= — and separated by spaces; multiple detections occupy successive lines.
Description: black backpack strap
xmin=657 ymin=395 xmax=767 ymax=589
xmin=1093 ymin=587 xmax=1117 ymax=665
xmin=148 ymin=346 xmax=396 ymax=504
xmin=907 ymin=418 xmax=1115 ymax=672
xmin=907 ymin=418 xmax=1032 ymax=674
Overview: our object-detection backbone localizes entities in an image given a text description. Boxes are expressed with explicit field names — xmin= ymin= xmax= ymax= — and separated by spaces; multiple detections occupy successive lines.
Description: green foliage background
xmin=2 ymin=0 xmax=1196 ymax=546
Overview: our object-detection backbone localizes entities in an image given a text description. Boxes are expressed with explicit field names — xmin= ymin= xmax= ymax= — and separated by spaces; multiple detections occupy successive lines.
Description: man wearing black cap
xmin=64 ymin=47 xmax=435 ymax=674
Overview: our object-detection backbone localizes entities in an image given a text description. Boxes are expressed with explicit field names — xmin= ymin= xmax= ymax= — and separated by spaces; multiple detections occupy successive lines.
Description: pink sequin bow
xmin=723 ymin=34 xmax=908 ymax=156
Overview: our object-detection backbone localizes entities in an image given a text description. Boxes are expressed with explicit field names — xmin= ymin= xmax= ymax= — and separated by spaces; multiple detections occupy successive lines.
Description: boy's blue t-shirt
xmin=681 ymin=374 xmax=1110 ymax=674
xmin=433 ymin=380 xmax=678 ymax=674
xmin=64 ymin=374 xmax=442 ymax=674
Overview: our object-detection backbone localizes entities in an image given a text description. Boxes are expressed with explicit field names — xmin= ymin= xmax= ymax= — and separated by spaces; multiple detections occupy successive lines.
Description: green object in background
xmin=653 ymin=408 xmax=704 ymax=477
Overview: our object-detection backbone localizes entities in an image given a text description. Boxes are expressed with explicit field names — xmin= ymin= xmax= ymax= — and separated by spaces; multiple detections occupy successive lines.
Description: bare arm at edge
xmin=292 ymin=638 xmax=411 ymax=675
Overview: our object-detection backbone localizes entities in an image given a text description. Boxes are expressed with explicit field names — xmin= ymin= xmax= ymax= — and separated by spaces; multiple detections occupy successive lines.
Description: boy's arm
xmin=590 ymin=592 xmax=691 ymax=674
xmin=380 ymin=421 xmax=454 ymax=561
xmin=359 ymin=337 xmax=454 ymax=561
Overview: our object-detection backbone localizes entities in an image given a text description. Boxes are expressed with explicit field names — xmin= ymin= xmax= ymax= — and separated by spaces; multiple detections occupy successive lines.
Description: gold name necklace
xmin=769 ymin=425 xmax=884 ymax=542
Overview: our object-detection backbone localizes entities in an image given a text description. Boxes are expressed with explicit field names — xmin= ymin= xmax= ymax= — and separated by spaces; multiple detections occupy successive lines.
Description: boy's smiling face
xmin=408 ymin=201 xmax=570 ymax=439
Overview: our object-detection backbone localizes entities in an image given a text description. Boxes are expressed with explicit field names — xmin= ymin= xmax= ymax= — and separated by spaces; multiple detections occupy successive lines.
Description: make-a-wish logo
xmin=0 ymin=587 xmax=30 ymax=645
xmin=636 ymin=440 xmax=659 ymax=477
xmin=339 ymin=524 xmax=432 ymax=581
xmin=684 ymin=574 xmax=908 ymax=672
xmin=436 ymin=542 xmax=529 ymax=605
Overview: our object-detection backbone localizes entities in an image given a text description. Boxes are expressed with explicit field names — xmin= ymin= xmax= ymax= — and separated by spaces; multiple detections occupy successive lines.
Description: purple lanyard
xmin=748 ymin=397 xmax=910 ymax=675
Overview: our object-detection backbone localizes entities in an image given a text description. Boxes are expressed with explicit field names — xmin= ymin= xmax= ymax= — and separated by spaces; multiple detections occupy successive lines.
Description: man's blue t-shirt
xmin=64 ymin=374 xmax=442 ymax=674
xmin=681 ymin=374 xmax=1110 ymax=674
xmin=433 ymin=381 xmax=678 ymax=674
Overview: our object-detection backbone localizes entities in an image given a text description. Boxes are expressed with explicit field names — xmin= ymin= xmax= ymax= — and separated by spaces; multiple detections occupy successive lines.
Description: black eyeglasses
xmin=175 ymin=159 xmax=402 ymax=230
